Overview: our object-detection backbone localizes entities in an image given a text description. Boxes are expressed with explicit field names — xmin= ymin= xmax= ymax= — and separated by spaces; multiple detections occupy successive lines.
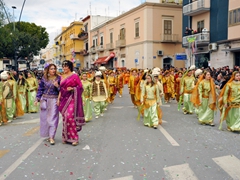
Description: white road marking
xmin=163 ymin=163 xmax=198 ymax=180
xmin=161 ymin=104 xmax=171 ymax=107
xmin=213 ymin=155 xmax=240 ymax=179
xmin=0 ymin=138 xmax=44 ymax=180
xmin=111 ymin=106 xmax=124 ymax=109
xmin=11 ymin=118 xmax=40 ymax=125
xmin=158 ymin=125 xmax=179 ymax=146
xmin=110 ymin=175 xmax=134 ymax=180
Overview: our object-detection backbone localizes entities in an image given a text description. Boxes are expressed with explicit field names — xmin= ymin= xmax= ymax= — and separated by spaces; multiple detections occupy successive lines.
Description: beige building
xmin=87 ymin=1 xmax=185 ymax=69
xmin=210 ymin=0 xmax=240 ymax=68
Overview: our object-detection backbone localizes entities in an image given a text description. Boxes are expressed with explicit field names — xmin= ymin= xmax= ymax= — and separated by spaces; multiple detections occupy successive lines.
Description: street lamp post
xmin=12 ymin=6 xmax=18 ymax=71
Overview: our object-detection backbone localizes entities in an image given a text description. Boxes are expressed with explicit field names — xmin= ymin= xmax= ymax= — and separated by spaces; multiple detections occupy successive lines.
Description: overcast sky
xmin=5 ymin=0 xmax=144 ymax=44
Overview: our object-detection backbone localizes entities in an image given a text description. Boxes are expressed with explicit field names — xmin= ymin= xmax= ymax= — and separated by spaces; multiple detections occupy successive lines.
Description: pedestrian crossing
xmin=110 ymin=155 xmax=240 ymax=180
xmin=163 ymin=155 xmax=240 ymax=180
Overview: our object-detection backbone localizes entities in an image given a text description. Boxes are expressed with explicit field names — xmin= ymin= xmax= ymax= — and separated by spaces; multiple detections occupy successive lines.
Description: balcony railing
xmin=97 ymin=45 xmax=104 ymax=52
xmin=183 ymin=0 xmax=210 ymax=16
xmin=106 ymin=43 xmax=114 ymax=50
xmin=83 ymin=50 xmax=89 ymax=56
xmin=61 ymin=41 xmax=65 ymax=45
xmin=90 ymin=46 xmax=96 ymax=54
xmin=70 ymin=34 xmax=79 ymax=40
xmin=182 ymin=32 xmax=209 ymax=47
xmin=116 ymin=39 xmax=126 ymax=48
xmin=160 ymin=34 xmax=180 ymax=43
xmin=78 ymin=32 xmax=88 ymax=40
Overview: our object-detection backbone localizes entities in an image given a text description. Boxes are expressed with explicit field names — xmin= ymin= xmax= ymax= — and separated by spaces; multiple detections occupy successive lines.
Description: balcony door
xmin=120 ymin=28 xmax=125 ymax=40
xmin=164 ymin=20 xmax=172 ymax=41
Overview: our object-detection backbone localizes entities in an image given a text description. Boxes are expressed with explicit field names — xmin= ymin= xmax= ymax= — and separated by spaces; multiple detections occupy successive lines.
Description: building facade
xmin=182 ymin=0 xmax=240 ymax=69
xmin=87 ymin=1 xmax=185 ymax=69
xmin=81 ymin=15 xmax=115 ymax=69
xmin=54 ymin=21 xmax=84 ymax=69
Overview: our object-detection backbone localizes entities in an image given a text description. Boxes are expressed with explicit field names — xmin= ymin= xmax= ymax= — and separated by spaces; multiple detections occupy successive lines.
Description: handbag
xmin=40 ymin=82 xmax=53 ymax=110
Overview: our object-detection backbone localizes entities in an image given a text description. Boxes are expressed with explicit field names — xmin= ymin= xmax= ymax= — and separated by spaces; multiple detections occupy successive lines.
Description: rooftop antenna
xmin=119 ymin=0 xmax=120 ymax=16
xmin=90 ymin=1 xmax=92 ymax=16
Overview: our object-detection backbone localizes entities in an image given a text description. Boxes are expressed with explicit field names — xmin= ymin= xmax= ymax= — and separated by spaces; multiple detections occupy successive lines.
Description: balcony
xmin=160 ymin=34 xmax=180 ymax=43
xmin=90 ymin=46 xmax=96 ymax=54
xmin=183 ymin=0 xmax=210 ymax=16
xmin=116 ymin=39 xmax=126 ymax=48
xmin=182 ymin=32 xmax=209 ymax=47
xmin=106 ymin=43 xmax=114 ymax=50
xmin=83 ymin=50 xmax=89 ymax=56
xmin=78 ymin=32 xmax=88 ymax=40
xmin=97 ymin=45 xmax=104 ymax=52
xmin=70 ymin=34 xmax=79 ymax=40
xmin=61 ymin=41 xmax=65 ymax=45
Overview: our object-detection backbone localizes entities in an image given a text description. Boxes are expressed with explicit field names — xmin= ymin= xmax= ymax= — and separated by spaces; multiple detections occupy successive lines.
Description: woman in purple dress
xmin=35 ymin=64 xmax=60 ymax=145
xmin=58 ymin=60 xmax=85 ymax=146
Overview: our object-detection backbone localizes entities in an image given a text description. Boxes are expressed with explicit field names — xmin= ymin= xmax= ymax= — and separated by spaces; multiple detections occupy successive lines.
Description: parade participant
xmin=99 ymin=66 xmax=109 ymax=110
xmin=128 ymin=68 xmax=140 ymax=107
xmin=58 ymin=60 xmax=85 ymax=146
xmin=108 ymin=70 xmax=116 ymax=103
xmin=92 ymin=71 xmax=108 ymax=119
xmin=81 ymin=72 xmax=93 ymax=122
xmin=180 ymin=65 xmax=195 ymax=114
xmin=152 ymin=69 xmax=164 ymax=125
xmin=116 ymin=69 xmax=124 ymax=98
xmin=0 ymin=74 xmax=8 ymax=125
xmin=26 ymin=71 xmax=38 ymax=113
xmin=7 ymin=72 xmax=17 ymax=118
xmin=162 ymin=70 xmax=173 ymax=103
xmin=124 ymin=70 xmax=130 ymax=85
xmin=191 ymin=71 xmax=216 ymax=126
xmin=219 ymin=71 xmax=240 ymax=131
xmin=17 ymin=73 xmax=27 ymax=113
xmin=170 ymin=69 xmax=175 ymax=99
xmin=141 ymin=74 xmax=160 ymax=129
xmin=192 ymin=69 xmax=203 ymax=116
xmin=175 ymin=71 xmax=183 ymax=102
xmin=35 ymin=64 xmax=61 ymax=145
xmin=1 ymin=71 xmax=14 ymax=123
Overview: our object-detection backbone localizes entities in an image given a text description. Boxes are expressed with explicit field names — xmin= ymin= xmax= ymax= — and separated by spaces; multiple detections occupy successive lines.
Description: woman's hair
xmin=141 ymin=72 xmax=148 ymax=80
xmin=203 ymin=70 xmax=211 ymax=78
xmin=17 ymin=73 xmax=25 ymax=86
xmin=44 ymin=64 xmax=57 ymax=80
xmin=62 ymin=60 xmax=73 ymax=72
xmin=146 ymin=75 xmax=155 ymax=87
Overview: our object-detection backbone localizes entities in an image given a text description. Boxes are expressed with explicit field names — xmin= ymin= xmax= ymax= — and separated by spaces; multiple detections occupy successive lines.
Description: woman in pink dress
xmin=58 ymin=60 xmax=85 ymax=146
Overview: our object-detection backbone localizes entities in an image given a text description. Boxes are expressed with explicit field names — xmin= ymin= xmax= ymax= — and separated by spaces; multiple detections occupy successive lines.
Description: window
xmin=120 ymin=28 xmax=125 ymax=40
xmin=164 ymin=20 xmax=172 ymax=34
xmin=84 ymin=24 xmax=88 ymax=32
xmin=197 ymin=20 xmax=204 ymax=33
xmin=100 ymin=36 xmax=103 ymax=45
xmin=110 ymin=32 xmax=113 ymax=43
xmin=93 ymin=39 xmax=95 ymax=47
xmin=135 ymin=22 xmax=139 ymax=37
xmin=229 ymin=8 xmax=240 ymax=26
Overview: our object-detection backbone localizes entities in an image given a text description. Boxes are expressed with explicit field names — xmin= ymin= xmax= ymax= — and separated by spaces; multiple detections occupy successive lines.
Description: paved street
xmin=1 ymin=87 xmax=240 ymax=180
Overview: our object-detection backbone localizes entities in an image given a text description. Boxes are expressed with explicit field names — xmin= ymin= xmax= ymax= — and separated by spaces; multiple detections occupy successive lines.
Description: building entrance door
xmin=235 ymin=52 xmax=240 ymax=66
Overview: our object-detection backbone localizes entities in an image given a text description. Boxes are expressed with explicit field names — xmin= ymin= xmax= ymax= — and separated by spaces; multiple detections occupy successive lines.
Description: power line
xmin=0 ymin=0 xmax=10 ymax=24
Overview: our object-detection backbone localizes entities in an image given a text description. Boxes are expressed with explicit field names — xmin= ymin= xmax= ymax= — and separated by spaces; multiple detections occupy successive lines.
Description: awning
xmin=102 ymin=52 xmax=115 ymax=64
xmin=94 ymin=56 xmax=108 ymax=64
xmin=222 ymin=47 xmax=240 ymax=52
xmin=94 ymin=52 xmax=115 ymax=65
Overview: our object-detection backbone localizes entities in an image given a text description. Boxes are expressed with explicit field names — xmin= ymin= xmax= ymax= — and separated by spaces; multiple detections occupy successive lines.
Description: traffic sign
xmin=40 ymin=59 xmax=45 ymax=64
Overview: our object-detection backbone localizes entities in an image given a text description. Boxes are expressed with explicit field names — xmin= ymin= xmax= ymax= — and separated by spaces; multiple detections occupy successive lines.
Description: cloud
xmin=4 ymin=0 xmax=142 ymax=44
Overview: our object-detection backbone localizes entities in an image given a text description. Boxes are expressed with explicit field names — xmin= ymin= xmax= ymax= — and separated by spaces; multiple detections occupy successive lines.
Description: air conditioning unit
xmin=208 ymin=43 xmax=218 ymax=51
xmin=157 ymin=50 xmax=163 ymax=56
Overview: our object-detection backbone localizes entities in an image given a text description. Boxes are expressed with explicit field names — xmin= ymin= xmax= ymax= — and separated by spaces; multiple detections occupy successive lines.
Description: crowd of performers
xmin=0 ymin=61 xmax=240 ymax=146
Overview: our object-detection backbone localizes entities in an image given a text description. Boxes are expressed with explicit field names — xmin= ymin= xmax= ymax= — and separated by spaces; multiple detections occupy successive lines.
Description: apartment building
xmin=182 ymin=0 xmax=236 ymax=68
xmin=87 ymin=1 xmax=185 ymax=69
xmin=81 ymin=15 xmax=114 ymax=69
xmin=54 ymin=21 xmax=84 ymax=69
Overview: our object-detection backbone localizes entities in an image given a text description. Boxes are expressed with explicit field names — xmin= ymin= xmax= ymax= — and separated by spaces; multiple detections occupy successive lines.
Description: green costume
xmin=82 ymin=80 xmax=93 ymax=122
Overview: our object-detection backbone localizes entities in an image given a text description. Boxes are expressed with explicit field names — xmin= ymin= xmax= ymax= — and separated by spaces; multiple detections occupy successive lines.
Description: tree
xmin=0 ymin=21 xmax=49 ymax=60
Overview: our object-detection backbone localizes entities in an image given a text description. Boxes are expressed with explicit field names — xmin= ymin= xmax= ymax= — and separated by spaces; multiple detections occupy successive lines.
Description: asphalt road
xmin=1 ymin=87 xmax=240 ymax=180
